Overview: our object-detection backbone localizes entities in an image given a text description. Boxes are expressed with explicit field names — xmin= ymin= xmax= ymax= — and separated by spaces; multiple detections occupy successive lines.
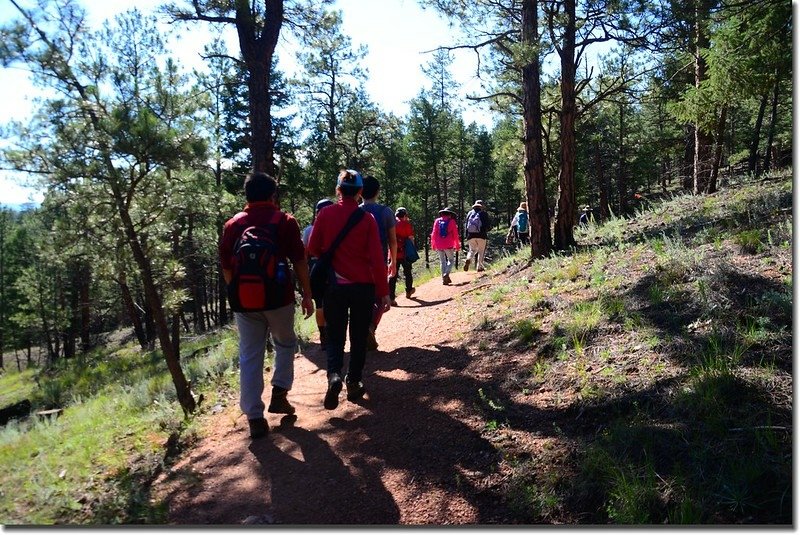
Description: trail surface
xmin=154 ymin=267 xmax=511 ymax=525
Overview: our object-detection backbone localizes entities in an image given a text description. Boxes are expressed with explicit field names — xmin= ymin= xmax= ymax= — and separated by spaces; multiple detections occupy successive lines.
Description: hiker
xmin=579 ymin=205 xmax=591 ymax=227
xmin=430 ymin=207 xmax=460 ymax=285
xmin=390 ymin=206 xmax=416 ymax=305
xmin=510 ymin=201 xmax=530 ymax=246
xmin=303 ymin=198 xmax=334 ymax=348
xmin=464 ymin=200 xmax=492 ymax=272
xmin=360 ymin=175 xmax=397 ymax=351
xmin=307 ymin=169 xmax=391 ymax=410
xmin=219 ymin=172 xmax=314 ymax=439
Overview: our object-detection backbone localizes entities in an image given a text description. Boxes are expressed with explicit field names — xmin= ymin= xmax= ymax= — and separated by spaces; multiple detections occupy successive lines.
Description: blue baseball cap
xmin=337 ymin=169 xmax=363 ymax=188
xmin=315 ymin=198 xmax=334 ymax=214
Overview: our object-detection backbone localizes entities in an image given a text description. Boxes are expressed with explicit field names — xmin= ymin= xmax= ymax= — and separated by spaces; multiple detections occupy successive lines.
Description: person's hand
xmin=388 ymin=261 xmax=397 ymax=278
xmin=301 ymin=293 xmax=314 ymax=319
xmin=380 ymin=295 xmax=391 ymax=312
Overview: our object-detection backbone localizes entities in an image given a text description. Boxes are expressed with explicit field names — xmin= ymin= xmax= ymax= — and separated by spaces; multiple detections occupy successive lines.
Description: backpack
xmin=227 ymin=211 xmax=288 ymax=312
xmin=516 ymin=211 xmax=529 ymax=233
xmin=361 ymin=203 xmax=389 ymax=257
xmin=466 ymin=210 xmax=482 ymax=234
xmin=438 ymin=218 xmax=449 ymax=238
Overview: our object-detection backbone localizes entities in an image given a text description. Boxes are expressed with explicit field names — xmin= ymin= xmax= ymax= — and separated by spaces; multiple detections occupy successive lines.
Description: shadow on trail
xmin=295 ymin=343 xmax=512 ymax=523
xmin=249 ymin=418 xmax=401 ymax=524
xmin=403 ymin=296 xmax=452 ymax=307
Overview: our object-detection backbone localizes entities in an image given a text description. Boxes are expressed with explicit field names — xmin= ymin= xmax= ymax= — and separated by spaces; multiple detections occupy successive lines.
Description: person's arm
xmin=387 ymin=225 xmax=398 ymax=277
xmin=291 ymin=258 xmax=314 ymax=319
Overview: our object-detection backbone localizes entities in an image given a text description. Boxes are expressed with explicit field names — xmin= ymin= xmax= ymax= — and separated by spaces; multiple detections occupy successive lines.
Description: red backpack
xmin=227 ymin=211 xmax=289 ymax=312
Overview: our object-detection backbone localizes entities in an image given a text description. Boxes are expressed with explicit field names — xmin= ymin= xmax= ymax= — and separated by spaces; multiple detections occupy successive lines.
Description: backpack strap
xmin=321 ymin=209 xmax=366 ymax=260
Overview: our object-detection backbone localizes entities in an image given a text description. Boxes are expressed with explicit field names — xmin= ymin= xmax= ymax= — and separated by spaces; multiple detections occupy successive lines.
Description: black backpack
xmin=227 ymin=211 xmax=288 ymax=312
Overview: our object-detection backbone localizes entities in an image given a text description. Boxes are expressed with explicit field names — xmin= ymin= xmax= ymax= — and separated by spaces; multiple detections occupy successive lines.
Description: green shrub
xmin=733 ymin=230 xmax=763 ymax=254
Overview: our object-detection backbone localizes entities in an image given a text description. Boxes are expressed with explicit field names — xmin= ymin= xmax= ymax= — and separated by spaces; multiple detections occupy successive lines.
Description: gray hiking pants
xmin=235 ymin=304 xmax=297 ymax=420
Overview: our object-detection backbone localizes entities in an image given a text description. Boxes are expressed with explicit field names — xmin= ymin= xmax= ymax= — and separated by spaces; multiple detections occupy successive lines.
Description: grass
xmin=466 ymin=173 xmax=792 ymax=524
xmin=0 ymin=332 xmax=239 ymax=524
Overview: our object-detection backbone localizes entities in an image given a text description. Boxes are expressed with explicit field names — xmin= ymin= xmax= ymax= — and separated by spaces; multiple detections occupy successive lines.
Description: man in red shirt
xmin=307 ymin=169 xmax=391 ymax=410
xmin=219 ymin=172 xmax=313 ymax=439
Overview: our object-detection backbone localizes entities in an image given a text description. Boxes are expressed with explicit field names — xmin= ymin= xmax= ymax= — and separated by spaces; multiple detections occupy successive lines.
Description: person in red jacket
xmin=219 ymin=172 xmax=313 ymax=439
xmin=307 ymin=169 xmax=391 ymax=410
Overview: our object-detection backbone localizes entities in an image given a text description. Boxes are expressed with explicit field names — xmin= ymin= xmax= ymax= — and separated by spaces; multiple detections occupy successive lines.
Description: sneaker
xmin=268 ymin=386 xmax=295 ymax=414
xmin=463 ymin=258 xmax=470 ymax=271
xmin=366 ymin=330 xmax=379 ymax=351
xmin=324 ymin=373 xmax=343 ymax=410
xmin=248 ymin=417 xmax=269 ymax=439
xmin=345 ymin=378 xmax=365 ymax=402
xmin=406 ymin=287 xmax=416 ymax=299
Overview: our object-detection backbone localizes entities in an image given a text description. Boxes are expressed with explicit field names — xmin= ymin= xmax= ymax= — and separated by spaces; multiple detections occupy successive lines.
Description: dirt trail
xmin=153 ymin=267 xmax=511 ymax=525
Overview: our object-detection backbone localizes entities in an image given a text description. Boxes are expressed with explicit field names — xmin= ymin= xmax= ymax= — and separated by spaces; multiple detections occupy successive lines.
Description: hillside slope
xmin=152 ymin=174 xmax=792 ymax=524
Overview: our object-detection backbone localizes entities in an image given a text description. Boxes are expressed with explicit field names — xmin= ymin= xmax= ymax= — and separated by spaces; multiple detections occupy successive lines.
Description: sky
xmin=0 ymin=0 xmax=492 ymax=206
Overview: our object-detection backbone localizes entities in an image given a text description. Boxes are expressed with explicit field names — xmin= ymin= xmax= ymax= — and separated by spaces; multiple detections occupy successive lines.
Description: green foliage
xmin=733 ymin=230 xmax=764 ymax=254
xmin=512 ymin=318 xmax=540 ymax=346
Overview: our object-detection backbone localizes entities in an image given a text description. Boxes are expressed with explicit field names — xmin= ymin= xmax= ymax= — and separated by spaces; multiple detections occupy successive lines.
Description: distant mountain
xmin=0 ymin=202 xmax=39 ymax=213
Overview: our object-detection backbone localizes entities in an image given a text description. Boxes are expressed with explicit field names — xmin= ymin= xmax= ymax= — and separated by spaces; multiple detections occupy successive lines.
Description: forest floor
xmin=151 ymin=175 xmax=794 ymax=525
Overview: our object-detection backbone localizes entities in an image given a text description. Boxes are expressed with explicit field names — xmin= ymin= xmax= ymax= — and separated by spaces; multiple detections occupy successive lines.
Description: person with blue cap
xmin=307 ymin=169 xmax=391 ymax=410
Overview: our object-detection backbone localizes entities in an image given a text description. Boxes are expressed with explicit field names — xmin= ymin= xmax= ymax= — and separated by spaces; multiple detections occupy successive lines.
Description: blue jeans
xmin=235 ymin=304 xmax=297 ymax=420
xmin=324 ymin=283 xmax=375 ymax=383
xmin=437 ymin=249 xmax=455 ymax=277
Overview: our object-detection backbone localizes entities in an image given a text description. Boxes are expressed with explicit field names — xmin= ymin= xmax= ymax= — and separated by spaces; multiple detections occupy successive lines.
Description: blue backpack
xmin=516 ymin=211 xmax=529 ymax=233
xmin=438 ymin=218 xmax=449 ymax=238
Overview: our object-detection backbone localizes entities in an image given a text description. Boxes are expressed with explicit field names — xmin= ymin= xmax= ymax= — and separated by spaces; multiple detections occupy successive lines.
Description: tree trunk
xmin=553 ymin=0 xmax=577 ymax=251
xmin=764 ymin=69 xmax=781 ymax=172
xmin=112 ymin=189 xmax=195 ymax=415
xmin=236 ymin=0 xmax=283 ymax=175
xmin=682 ymin=124 xmax=694 ymax=190
xmin=596 ymin=143 xmax=609 ymax=221
xmin=693 ymin=0 xmax=712 ymax=195
xmin=79 ymin=264 xmax=91 ymax=352
xmin=521 ymin=0 xmax=552 ymax=258
xmin=117 ymin=273 xmax=147 ymax=350
xmin=709 ymin=105 xmax=727 ymax=194
xmin=748 ymin=91 xmax=768 ymax=176
xmin=617 ymin=103 xmax=628 ymax=215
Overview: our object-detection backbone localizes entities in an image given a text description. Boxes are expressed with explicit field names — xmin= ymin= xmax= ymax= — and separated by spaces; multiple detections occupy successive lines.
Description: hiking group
xmin=219 ymin=169 xmax=508 ymax=439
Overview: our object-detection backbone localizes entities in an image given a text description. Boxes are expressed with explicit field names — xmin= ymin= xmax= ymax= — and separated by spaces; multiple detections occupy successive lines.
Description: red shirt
xmin=395 ymin=218 xmax=414 ymax=260
xmin=307 ymin=197 xmax=390 ymax=298
xmin=219 ymin=201 xmax=305 ymax=307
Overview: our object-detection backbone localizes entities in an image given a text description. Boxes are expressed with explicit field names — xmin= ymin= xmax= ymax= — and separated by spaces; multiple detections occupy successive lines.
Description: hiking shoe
xmin=406 ymin=287 xmax=416 ymax=299
xmin=345 ymin=378 xmax=365 ymax=402
xmin=390 ymin=299 xmax=398 ymax=306
xmin=463 ymin=258 xmax=470 ymax=271
xmin=324 ymin=373 xmax=343 ymax=410
xmin=248 ymin=417 xmax=269 ymax=439
xmin=268 ymin=386 xmax=295 ymax=415
xmin=477 ymin=267 xmax=485 ymax=272
xmin=443 ymin=274 xmax=452 ymax=285
xmin=366 ymin=330 xmax=379 ymax=351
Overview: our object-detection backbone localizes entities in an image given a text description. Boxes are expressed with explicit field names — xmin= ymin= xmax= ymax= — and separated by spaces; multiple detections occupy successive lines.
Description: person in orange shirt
xmin=390 ymin=207 xmax=416 ymax=304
